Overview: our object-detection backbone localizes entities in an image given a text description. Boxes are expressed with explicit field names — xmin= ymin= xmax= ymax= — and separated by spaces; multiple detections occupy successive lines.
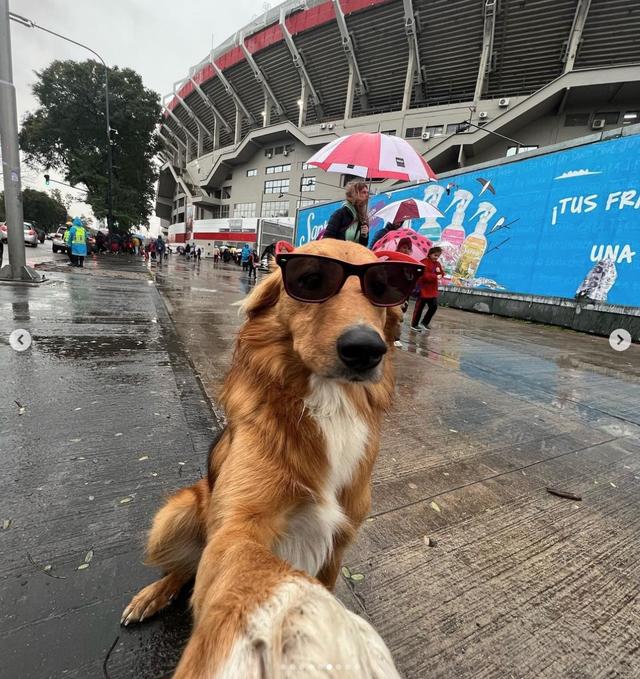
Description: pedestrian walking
xmin=196 ymin=247 xmax=202 ymax=262
xmin=68 ymin=217 xmax=88 ymax=268
xmin=323 ymin=180 xmax=370 ymax=245
xmin=156 ymin=235 xmax=166 ymax=262
xmin=247 ymin=249 xmax=258 ymax=279
xmin=391 ymin=237 xmax=414 ymax=348
xmin=240 ymin=243 xmax=251 ymax=270
xmin=411 ymin=246 xmax=444 ymax=331
xmin=0 ymin=236 xmax=3 ymax=270
xmin=213 ymin=246 xmax=220 ymax=265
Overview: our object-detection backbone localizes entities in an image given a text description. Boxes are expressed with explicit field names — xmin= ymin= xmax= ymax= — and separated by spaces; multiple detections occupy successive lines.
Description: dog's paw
xmin=120 ymin=578 xmax=177 ymax=626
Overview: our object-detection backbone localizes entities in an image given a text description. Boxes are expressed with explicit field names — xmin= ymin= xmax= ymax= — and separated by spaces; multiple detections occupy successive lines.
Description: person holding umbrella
xmin=323 ymin=180 xmax=370 ymax=245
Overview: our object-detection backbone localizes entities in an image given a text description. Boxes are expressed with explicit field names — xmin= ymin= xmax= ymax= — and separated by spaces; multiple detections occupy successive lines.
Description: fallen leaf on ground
xmin=341 ymin=566 xmax=351 ymax=578
xmin=84 ymin=549 xmax=94 ymax=564
xmin=408 ymin=482 xmax=418 ymax=489
xmin=2 ymin=519 xmax=12 ymax=530
xmin=423 ymin=536 xmax=438 ymax=547
xmin=115 ymin=433 xmax=123 ymax=437
xmin=430 ymin=501 xmax=441 ymax=513
xmin=119 ymin=497 xmax=133 ymax=504
xmin=610 ymin=482 xmax=617 ymax=488
xmin=138 ymin=456 xmax=149 ymax=461
xmin=77 ymin=563 xmax=90 ymax=571
xmin=350 ymin=573 xmax=365 ymax=582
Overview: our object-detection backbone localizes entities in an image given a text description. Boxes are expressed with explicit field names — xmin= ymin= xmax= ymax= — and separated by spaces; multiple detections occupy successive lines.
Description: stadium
xmin=157 ymin=0 xmax=640 ymax=258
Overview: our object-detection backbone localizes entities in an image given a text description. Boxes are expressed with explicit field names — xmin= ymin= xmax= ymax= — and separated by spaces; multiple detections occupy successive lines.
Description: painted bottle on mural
xmin=452 ymin=201 xmax=496 ymax=285
xmin=439 ymin=189 xmax=473 ymax=280
xmin=417 ymin=184 xmax=446 ymax=240
xmin=575 ymin=259 xmax=617 ymax=303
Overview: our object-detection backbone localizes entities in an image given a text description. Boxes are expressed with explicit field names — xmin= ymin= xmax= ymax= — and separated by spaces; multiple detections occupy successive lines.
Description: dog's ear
xmin=242 ymin=271 xmax=283 ymax=319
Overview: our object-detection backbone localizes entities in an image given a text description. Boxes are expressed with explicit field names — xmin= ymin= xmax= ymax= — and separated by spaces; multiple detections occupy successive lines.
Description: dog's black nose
xmin=337 ymin=326 xmax=387 ymax=372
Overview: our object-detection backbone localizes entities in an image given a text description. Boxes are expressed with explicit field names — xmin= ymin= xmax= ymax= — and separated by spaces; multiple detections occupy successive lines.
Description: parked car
xmin=23 ymin=222 xmax=38 ymax=247
xmin=52 ymin=226 xmax=68 ymax=254
xmin=1 ymin=221 xmax=41 ymax=246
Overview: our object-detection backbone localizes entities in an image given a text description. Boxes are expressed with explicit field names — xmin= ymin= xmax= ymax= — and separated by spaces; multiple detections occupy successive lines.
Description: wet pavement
xmin=0 ymin=255 xmax=221 ymax=678
xmin=1 ymin=253 xmax=639 ymax=678
xmin=157 ymin=257 xmax=640 ymax=679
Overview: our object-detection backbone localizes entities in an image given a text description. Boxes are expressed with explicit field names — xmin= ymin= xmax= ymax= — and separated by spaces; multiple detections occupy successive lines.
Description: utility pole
xmin=0 ymin=0 xmax=43 ymax=282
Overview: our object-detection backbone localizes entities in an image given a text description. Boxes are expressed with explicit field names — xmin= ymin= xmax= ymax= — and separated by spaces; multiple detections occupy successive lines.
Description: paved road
xmin=156 ymin=256 xmax=640 ymax=679
xmin=1 ymin=240 xmax=64 ymax=268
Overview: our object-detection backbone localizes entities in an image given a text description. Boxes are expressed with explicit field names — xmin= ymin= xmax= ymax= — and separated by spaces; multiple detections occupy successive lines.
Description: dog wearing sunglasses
xmin=122 ymin=239 xmax=423 ymax=678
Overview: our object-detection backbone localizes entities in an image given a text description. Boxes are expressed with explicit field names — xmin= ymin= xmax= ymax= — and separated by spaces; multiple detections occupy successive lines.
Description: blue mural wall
xmin=295 ymin=133 xmax=640 ymax=308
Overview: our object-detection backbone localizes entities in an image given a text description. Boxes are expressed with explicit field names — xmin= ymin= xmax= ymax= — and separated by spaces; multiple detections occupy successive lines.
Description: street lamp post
xmin=9 ymin=11 xmax=114 ymax=233
xmin=0 ymin=0 xmax=42 ymax=282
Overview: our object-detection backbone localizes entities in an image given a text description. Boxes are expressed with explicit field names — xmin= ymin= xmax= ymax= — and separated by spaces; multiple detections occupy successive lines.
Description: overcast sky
xmin=9 ymin=0 xmax=269 ymax=227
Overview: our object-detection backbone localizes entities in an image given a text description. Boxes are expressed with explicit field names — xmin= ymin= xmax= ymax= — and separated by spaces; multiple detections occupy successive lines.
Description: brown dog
xmin=122 ymin=239 xmax=412 ymax=677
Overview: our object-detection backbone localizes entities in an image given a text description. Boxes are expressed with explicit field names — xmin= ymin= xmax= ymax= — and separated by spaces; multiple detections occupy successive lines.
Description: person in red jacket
xmin=411 ymin=246 xmax=444 ymax=331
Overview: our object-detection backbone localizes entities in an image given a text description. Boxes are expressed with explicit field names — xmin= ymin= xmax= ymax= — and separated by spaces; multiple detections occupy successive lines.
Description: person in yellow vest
xmin=64 ymin=222 xmax=74 ymax=265
xmin=68 ymin=217 xmax=87 ymax=267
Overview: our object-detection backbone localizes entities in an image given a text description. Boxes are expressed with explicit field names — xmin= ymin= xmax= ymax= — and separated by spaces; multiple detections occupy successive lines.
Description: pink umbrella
xmin=372 ymin=227 xmax=433 ymax=261
xmin=373 ymin=198 xmax=443 ymax=224
xmin=307 ymin=132 xmax=438 ymax=182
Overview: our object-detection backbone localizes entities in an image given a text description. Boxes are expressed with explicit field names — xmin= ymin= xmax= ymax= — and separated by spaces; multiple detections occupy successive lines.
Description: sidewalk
xmin=1 ymin=254 xmax=639 ymax=678
xmin=0 ymin=256 xmax=221 ymax=678
xmin=156 ymin=257 xmax=640 ymax=679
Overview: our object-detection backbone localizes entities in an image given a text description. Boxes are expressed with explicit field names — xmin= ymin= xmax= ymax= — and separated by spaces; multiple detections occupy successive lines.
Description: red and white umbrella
xmin=307 ymin=132 xmax=438 ymax=182
xmin=373 ymin=198 xmax=443 ymax=225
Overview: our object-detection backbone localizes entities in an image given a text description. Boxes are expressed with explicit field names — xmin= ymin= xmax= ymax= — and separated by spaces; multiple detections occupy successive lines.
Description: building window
xmin=225 ymin=172 xmax=233 ymax=181
xmin=246 ymin=168 xmax=258 ymax=177
xmin=564 ymin=113 xmax=589 ymax=127
xmin=274 ymin=145 xmax=284 ymax=155
xmin=297 ymin=199 xmax=318 ymax=209
xmin=301 ymin=176 xmax=316 ymax=192
xmin=300 ymin=161 xmax=314 ymax=170
xmin=622 ymin=111 xmax=639 ymax=125
xmin=264 ymin=178 xmax=290 ymax=194
xmin=233 ymin=202 xmax=256 ymax=218
xmin=266 ymin=164 xmax=291 ymax=174
xmin=381 ymin=129 xmax=396 ymax=136
xmin=405 ymin=126 xmax=423 ymax=138
xmin=594 ymin=112 xmax=619 ymax=125
xmin=261 ymin=201 xmax=289 ymax=217
xmin=506 ymin=145 xmax=539 ymax=157
xmin=222 ymin=186 xmax=232 ymax=199
xmin=211 ymin=205 xmax=230 ymax=218
xmin=425 ymin=125 xmax=444 ymax=137
xmin=446 ymin=123 xmax=460 ymax=134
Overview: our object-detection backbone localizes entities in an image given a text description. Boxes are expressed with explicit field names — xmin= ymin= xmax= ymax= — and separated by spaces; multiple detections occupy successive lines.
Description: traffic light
xmin=44 ymin=173 xmax=50 ymax=186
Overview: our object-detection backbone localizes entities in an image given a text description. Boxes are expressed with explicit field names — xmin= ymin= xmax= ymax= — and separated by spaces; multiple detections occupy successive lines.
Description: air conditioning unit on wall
xmin=478 ymin=111 xmax=489 ymax=120
xmin=498 ymin=97 xmax=510 ymax=108
xmin=592 ymin=118 xmax=605 ymax=130
xmin=421 ymin=131 xmax=431 ymax=141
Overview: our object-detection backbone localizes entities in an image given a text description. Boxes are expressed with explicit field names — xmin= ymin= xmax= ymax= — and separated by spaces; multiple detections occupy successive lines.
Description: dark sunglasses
xmin=275 ymin=251 xmax=424 ymax=307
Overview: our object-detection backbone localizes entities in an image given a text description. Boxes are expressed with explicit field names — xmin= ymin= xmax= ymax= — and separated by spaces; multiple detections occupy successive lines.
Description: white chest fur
xmin=274 ymin=376 xmax=370 ymax=576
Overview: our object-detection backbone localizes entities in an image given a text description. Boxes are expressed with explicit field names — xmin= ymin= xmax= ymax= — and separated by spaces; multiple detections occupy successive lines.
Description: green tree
xmin=19 ymin=60 xmax=161 ymax=233
xmin=0 ymin=189 xmax=67 ymax=232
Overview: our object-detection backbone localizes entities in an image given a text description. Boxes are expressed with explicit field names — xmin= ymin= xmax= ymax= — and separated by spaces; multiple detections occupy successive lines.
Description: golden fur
xmin=122 ymin=239 xmax=402 ymax=677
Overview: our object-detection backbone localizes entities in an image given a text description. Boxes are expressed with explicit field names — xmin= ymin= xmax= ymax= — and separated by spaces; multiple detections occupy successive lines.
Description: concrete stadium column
xmin=213 ymin=117 xmax=220 ymax=149
xmin=402 ymin=48 xmax=416 ymax=111
xmin=234 ymin=105 xmax=242 ymax=145
xmin=263 ymin=93 xmax=272 ymax=127
xmin=298 ymin=81 xmax=308 ymax=127
xmin=344 ymin=67 xmax=355 ymax=120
